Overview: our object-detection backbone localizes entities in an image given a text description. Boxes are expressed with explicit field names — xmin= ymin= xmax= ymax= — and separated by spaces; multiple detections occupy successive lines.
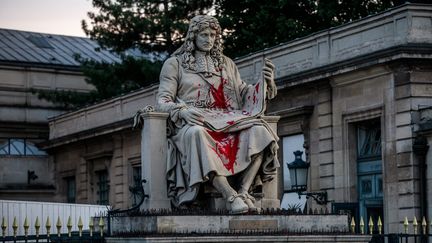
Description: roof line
xmin=0 ymin=27 xmax=89 ymax=39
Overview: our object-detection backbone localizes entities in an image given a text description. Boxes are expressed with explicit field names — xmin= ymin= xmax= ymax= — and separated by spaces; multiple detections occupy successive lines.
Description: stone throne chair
xmin=136 ymin=107 xmax=280 ymax=211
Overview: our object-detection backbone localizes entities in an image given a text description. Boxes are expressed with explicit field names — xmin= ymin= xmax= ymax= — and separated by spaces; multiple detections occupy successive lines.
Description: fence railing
xmin=350 ymin=215 xmax=432 ymax=243
xmin=0 ymin=200 xmax=108 ymax=237
xmin=1 ymin=215 xmax=105 ymax=243
xmin=370 ymin=234 xmax=431 ymax=243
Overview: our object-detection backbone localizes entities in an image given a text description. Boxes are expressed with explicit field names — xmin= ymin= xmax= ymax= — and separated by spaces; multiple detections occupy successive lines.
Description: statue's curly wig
xmin=173 ymin=15 xmax=224 ymax=70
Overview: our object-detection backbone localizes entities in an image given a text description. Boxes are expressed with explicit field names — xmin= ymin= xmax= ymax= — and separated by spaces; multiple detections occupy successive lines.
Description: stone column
xmin=140 ymin=112 xmax=171 ymax=210
xmin=261 ymin=115 xmax=281 ymax=208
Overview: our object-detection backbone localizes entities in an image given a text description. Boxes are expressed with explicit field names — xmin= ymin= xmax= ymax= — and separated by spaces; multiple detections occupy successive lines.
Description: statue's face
xmin=195 ymin=28 xmax=216 ymax=52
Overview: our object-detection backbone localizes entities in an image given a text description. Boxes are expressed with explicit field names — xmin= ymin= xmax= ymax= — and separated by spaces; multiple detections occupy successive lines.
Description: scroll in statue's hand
xmin=262 ymin=58 xmax=277 ymax=99
xmin=179 ymin=107 xmax=205 ymax=126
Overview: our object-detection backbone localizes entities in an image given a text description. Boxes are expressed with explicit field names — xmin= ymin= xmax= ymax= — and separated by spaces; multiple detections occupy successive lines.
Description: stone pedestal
xmin=109 ymin=214 xmax=352 ymax=235
xmin=106 ymin=235 xmax=372 ymax=243
xmin=140 ymin=112 xmax=171 ymax=210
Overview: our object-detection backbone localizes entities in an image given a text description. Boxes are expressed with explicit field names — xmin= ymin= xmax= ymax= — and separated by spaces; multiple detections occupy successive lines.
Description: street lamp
xmin=287 ymin=150 xmax=328 ymax=205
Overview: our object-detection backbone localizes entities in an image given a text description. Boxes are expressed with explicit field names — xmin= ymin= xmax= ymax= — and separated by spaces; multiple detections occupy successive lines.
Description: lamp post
xmin=287 ymin=150 xmax=328 ymax=205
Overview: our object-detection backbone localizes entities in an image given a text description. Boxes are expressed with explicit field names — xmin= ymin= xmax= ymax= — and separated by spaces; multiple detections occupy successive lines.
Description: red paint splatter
xmin=227 ymin=120 xmax=235 ymax=125
xmin=207 ymin=130 xmax=240 ymax=174
xmin=255 ymin=83 xmax=260 ymax=92
xmin=252 ymin=93 xmax=257 ymax=104
xmin=209 ymin=81 xmax=231 ymax=109
xmin=197 ymin=90 xmax=201 ymax=100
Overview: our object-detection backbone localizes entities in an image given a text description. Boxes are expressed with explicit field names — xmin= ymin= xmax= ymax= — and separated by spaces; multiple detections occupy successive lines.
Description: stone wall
xmin=0 ymin=64 xmax=94 ymax=200
xmin=51 ymin=130 xmax=141 ymax=209
xmin=0 ymin=66 xmax=93 ymax=123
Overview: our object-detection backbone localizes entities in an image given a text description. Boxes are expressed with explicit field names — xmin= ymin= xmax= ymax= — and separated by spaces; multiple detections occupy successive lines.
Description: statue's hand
xmin=262 ymin=58 xmax=275 ymax=86
xmin=179 ymin=107 xmax=204 ymax=126
xmin=262 ymin=58 xmax=277 ymax=99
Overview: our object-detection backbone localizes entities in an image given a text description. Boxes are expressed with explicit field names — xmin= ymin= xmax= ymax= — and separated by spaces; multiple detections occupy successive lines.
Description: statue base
xmin=110 ymin=214 xmax=349 ymax=234
xmin=106 ymin=235 xmax=371 ymax=242
xmin=107 ymin=214 xmax=372 ymax=242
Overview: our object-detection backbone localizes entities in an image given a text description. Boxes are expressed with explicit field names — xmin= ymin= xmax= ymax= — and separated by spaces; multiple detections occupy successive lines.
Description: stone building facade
xmin=41 ymin=4 xmax=432 ymax=234
xmin=0 ymin=29 xmax=130 ymax=201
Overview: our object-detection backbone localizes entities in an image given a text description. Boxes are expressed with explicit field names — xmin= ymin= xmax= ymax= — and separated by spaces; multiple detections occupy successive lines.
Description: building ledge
xmin=235 ymin=4 xmax=432 ymax=85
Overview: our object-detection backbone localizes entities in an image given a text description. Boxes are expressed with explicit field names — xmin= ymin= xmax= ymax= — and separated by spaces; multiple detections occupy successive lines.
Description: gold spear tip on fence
xmin=24 ymin=216 xmax=29 ymax=236
xmin=99 ymin=217 xmax=105 ymax=237
xmin=98 ymin=217 xmax=104 ymax=227
xmin=89 ymin=217 xmax=94 ymax=237
xmin=413 ymin=216 xmax=418 ymax=234
xmin=35 ymin=216 xmax=40 ymax=237
xmin=1 ymin=217 xmax=6 ymax=237
xmin=46 ymin=216 xmax=51 ymax=230
xmin=12 ymin=217 xmax=18 ymax=237
xmin=56 ymin=216 xmax=62 ymax=228
xmin=56 ymin=216 xmax=62 ymax=237
xmin=67 ymin=216 xmax=72 ymax=237
xmin=377 ymin=216 xmax=383 ymax=235
xmin=67 ymin=216 xmax=72 ymax=229
xmin=350 ymin=217 xmax=356 ymax=233
xmin=1 ymin=217 xmax=7 ymax=230
xmin=359 ymin=216 xmax=365 ymax=235
xmin=78 ymin=216 xmax=83 ymax=237
xmin=404 ymin=216 xmax=409 ymax=233
xmin=35 ymin=217 xmax=40 ymax=228
xmin=78 ymin=217 xmax=83 ymax=228
xmin=368 ymin=216 xmax=374 ymax=235
xmin=421 ymin=216 xmax=427 ymax=234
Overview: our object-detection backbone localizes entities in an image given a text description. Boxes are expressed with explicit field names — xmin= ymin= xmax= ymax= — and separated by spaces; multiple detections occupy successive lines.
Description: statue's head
xmin=173 ymin=15 xmax=224 ymax=70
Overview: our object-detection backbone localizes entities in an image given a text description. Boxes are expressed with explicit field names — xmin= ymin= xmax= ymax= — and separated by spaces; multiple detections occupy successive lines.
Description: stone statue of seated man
xmin=157 ymin=15 xmax=279 ymax=214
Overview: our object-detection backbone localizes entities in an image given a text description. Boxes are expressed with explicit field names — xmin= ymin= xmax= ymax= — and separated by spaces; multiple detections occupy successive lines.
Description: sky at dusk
xmin=0 ymin=0 xmax=95 ymax=37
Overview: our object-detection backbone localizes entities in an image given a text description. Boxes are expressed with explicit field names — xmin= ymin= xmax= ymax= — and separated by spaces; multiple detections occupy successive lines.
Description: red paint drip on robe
xmin=255 ymin=83 xmax=260 ymax=92
xmin=207 ymin=131 xmax=240 ymax=174
xmin=209 ymin=81 xmax=231 ymax=109
xmin=253 ymin=83 xmax=259 ymax=105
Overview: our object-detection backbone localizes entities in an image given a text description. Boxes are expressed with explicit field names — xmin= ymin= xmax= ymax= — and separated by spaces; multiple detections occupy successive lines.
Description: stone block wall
xmin=52 ymin=129 xmax=141 ymax=209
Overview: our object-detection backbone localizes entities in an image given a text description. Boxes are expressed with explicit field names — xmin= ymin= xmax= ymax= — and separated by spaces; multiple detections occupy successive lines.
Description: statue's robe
xmin=157 ymin=54 xmax=279 ymax=206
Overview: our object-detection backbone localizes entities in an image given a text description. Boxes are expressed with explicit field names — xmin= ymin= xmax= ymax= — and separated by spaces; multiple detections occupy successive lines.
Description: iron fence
xmin=1 ymin=215 xmax=105 ymax=243
xmin=370 ymin=234 xmax=431 ymax=243
xmin=1 ymin=232 xmax=104 ymax=243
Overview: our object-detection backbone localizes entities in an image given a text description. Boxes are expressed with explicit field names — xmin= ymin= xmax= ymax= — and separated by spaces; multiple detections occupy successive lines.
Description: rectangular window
xmin=65 ymin=177 xmax=76 ymax=203
xmin=280 ymin=134 xmax=308 ymax=210
xmin=130 ymin=166 xmax=142 ymax=206
xmin=357 ymin=121 xmax=381 ymax=161
xmin=0 ymin=138 xmax=8 ymax=155
xmin=96 ymin=170 xmax=109 ymax=205
xmin=0 ymin=138 xmax=47 ymax=156
xmin=282 ymin=134 xmax=305 ymax=191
